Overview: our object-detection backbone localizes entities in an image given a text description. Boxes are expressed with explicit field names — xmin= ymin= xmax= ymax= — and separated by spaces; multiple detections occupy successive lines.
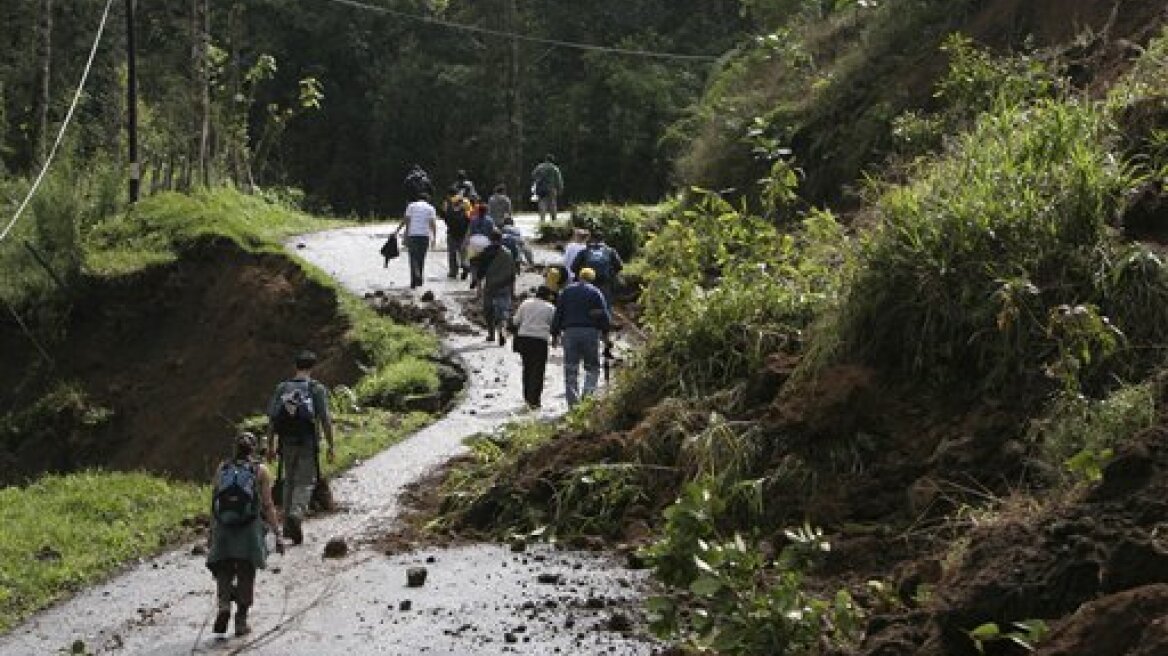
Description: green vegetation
xmin=645 ymin=480 xmax=860 ymax=654
xmin=0 ymin=472 xmax=205 ymax=633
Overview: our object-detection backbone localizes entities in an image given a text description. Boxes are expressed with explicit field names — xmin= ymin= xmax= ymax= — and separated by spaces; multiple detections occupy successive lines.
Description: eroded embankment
xmin=0 ymin=237 xmax=361 ymax=485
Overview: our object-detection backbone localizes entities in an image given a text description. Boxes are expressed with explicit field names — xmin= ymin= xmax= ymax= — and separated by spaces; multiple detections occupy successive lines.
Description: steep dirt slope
xmin=0 ymin=238 xmax=360 ymax=484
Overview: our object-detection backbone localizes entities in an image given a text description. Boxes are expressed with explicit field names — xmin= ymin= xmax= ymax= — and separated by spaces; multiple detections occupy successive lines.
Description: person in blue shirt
xmin=550 ymin=268 xmax=611 ymax=406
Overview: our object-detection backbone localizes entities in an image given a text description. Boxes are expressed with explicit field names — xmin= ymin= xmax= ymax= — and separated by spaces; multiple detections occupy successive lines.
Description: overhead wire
xmin=320 ymin=0 xmax=723 ymax=62
xmin=0 ymin=0 xmax=116 ymax=245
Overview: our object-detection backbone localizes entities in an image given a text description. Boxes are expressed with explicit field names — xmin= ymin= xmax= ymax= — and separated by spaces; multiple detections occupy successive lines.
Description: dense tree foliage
xmin=0 ymin=0 xmax=746 ymax=214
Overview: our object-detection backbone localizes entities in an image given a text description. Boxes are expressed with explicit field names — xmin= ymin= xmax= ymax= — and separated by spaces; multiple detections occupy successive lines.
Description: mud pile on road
xmin=0 ymin=238 xmax=360 ymax=484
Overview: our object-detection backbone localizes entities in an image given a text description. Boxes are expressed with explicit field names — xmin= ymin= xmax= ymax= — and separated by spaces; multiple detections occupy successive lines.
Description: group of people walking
xmin=205 ymin=350 xmax=335 ymax=638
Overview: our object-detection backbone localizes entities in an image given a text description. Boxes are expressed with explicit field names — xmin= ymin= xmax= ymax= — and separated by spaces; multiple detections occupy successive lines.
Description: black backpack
xmin=212 ymin=461 xmax=259 ymax=526
xmin=444 ymin=201 xmax=469 ymax=235
xmin=273 ymin=380 xmax=317 ymax=437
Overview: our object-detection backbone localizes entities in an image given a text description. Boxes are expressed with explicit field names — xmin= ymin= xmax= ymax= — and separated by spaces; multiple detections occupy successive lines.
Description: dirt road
xmin=0 ymin=215 xmax=658 ymax=655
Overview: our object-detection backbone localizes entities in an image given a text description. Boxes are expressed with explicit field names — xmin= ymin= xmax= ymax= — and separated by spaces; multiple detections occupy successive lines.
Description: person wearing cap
xmin=265 ymin=350 xmax=334 ymax=545
xmin=570 ymin=230 xmax=623 ymax=307
xmin=550 ymin=268 xmax=611 ymax=407
xmin=511 ymin=285 xmax=558 ymax=409
xmin=206 ymin=432 xmax=281 ymax=637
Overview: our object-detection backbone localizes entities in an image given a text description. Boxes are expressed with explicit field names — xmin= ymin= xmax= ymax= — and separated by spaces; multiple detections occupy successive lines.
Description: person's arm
xmin=257 ymin=464 xmax=281 ymax=530
xmin=429 ymin=212 xmax=437 ymax=246
xmin=314 ymin=382 xmax=335 ymax=463
xmin=264 ymin=386 xmax=282 ymax=461
xmin=570 ymin=249 xmax=585 ymax=275
xmin=554 ymin=166 xmax=564 ymax=193
xmin=550 ymin=299 xmax=564 ymax=347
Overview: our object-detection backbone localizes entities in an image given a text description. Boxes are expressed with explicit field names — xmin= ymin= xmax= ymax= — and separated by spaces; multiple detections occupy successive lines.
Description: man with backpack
xmin=403 ymin=164 xmax=434 ymax=201
xmin=206 ymin=431 xmax=281 ymax=637
xmin=570 ymin=231 xmax=623 ymax=307
xmin=441 ymin=185 xmax=471 ymax=278
xmin=475 ymin=229 xmax=517 ymax=346
xmin=531 ymin=154 xmax=564 ymax=222
xmin=265 ymin=350 xmax=334 ymax=546
xmin=551 ymin=267 xmax=611 ymax=407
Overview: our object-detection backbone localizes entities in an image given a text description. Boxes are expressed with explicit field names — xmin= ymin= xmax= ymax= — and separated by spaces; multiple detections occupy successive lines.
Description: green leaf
xmin=690 ymin=575 xmax=723 ymax=597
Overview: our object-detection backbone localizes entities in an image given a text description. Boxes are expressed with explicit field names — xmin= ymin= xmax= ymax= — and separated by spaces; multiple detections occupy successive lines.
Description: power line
xmin=320 ymin=0 xmax=722 ymax=62
xmin=0 ymin=0 xmax=116 ymax=245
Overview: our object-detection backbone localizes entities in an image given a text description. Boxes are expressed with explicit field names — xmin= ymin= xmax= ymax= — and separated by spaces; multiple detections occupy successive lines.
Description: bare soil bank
xmin=1 ymin=238 xmax=361 ymax=485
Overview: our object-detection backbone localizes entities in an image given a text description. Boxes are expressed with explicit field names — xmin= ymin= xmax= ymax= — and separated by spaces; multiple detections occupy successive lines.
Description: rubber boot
xmin=213 ymin=603 xmax=231 ymax=634
xmin=235 ymin=605 xmax=251 ymax=637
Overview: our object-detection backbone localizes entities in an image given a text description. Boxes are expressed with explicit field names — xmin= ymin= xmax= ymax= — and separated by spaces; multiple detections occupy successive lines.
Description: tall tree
xmin=35 ymin=0 xmax=52 ymax=165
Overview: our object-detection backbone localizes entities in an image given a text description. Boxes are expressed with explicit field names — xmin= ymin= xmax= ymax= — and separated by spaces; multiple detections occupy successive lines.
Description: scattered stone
xmin=399 ymin=600 xmax=412 ymax=611
xmin=34 ymin=545 xmax=62 ymax=562
xmin=296 ymin=242 xmax=306 ymax=249
xmin=426 ymin=555 xmax=437 ymax=564
xmin=624 ymin=550 xmax=647 ymax=570
xmin=71 ymin=639 xmax=85 ymax=654
xmin=407 ymin=566 xmax=428 ymax=587
xmin=606 ymin=613 xmax=633 ymax=632
xmin=190 ymin=544 xmax=207 ymax=557
xmin=504 ymin=632 xmax=518 ymax=644
xmin=421 ymin=290 xmax=436 ymax=302
xmin=537 ymin=573 xmax=562 ymax=585
xmin=585 ymin=597 xmax=606 ymax=610
xmin=323 ymin=537 xmax=349 ymax=559
xmin=510 ymin=538 xmax=528 ymax=553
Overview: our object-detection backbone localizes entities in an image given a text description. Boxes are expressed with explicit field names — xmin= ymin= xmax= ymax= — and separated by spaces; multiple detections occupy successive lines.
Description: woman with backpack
xmin=206 ymin=432 xmax=281 ymax=638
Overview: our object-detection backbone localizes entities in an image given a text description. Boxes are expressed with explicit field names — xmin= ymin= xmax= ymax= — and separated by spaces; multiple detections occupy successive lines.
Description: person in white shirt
xmin=396 ymin=193 xmax=438 ymax=289
xmin=562 ymin=228 xmax=589 ymax=281
xmin=510 ymin=285 xmax=557 ymax=409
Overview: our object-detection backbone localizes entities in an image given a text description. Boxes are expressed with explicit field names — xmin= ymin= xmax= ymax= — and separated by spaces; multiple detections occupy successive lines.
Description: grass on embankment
xmin=0 ymin=473 xmax=205 ymax=633
xmin=1 ymin=188 xmax=438 ymax=633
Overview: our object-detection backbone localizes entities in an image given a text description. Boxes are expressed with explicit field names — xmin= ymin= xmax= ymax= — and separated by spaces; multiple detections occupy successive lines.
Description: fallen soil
xmin=0 ymin=236 xmax=361 ymax=485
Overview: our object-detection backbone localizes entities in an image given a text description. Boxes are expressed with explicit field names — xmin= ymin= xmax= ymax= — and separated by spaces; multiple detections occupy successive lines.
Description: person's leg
xmin=515 ymin=336 xmax=535 ymax=406
xmin=548 ymin=191 xmax=559 ymax=222
xmin=483 ymin=293 xmax=496 ymax=341
xmin=562 ymin=328 xmax=583 ymax=406
xmin=494 ymin=295 xmax=511 ymax=346
xmin=580 ymin=328 xmax=601 ymax=399
xmin=532 ymin=339 xmax=548 ymax=407
xmin=537 ymin=195 xmax=547 ymax=222
xmin=234 ymin=562 xmax=256 ymax=636
xmin=446 ymin=239 xmax=459 ymax=277
xmin=405 ymin=237 xmax=420 ymax=286
xmin=282 ymin=442 xmax=315 ymax=543
xmin=212 ymin=562 xmax=233 ymax=633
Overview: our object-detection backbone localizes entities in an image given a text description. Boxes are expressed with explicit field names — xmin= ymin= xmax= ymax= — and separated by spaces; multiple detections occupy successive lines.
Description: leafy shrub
xmin=569 ymin=203 xmax=650 ymax=260
xmin=644 ymin=479 xmax=861 ymax=655
xmin=610 ymin=192 xmax=848 ymax=414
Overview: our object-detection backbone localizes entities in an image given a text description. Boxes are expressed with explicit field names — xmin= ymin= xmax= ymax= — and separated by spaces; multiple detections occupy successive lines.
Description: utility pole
xmin=126 ymin=0 xmax=140 ymax=203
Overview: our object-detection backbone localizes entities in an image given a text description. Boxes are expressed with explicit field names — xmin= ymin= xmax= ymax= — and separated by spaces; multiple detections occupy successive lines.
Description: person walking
xmin=441 ymin=186 xmax=471 ymax=278
xmin=476 ymin=229 xmax=517 ymax=346
xmin=487 ymin=183 xmax=513 ymax=225
xmin=570 ymin=231 xmax=623 ymax=307
xmin=265 ymin=350 xmax=335 ymax=545
xmin=511 ymin=285 xmax=557 ymax=409
xmin=562 ymin=227 xmax=589 ymax=280
xmin=531 ymin=154 xmax=564 ymax=222
xmin=403 ymin=164 xmax=434 ymax=201
xmin=551 ymin=268 xmax=611 ymax=407
xmin=206 ymin=431 xmax=281 ymax=638
xmin=397 ymin=192 xmax=437 ymax=289
xmin=453 ymin=169 xmax=478 ymax=201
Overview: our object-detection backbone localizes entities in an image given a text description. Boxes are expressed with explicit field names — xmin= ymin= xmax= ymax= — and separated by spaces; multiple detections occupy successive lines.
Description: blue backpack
xmin=213 ymin=462 xmax=259 ymax=526
xmin=583 ymin=247 xmax=614 ymax=282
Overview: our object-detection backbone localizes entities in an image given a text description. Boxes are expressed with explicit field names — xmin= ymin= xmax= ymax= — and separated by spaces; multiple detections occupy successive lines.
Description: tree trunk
xmin=505 ymin=0 xmax=524 ymax=196
xmin=36 ymin=0 xmax=53 ymax=165
xmin=198 ymin=0 xmax=211 ymax=186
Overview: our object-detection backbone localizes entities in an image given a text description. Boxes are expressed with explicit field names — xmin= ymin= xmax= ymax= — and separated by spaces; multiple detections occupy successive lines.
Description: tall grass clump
xmin=835 ymin=98 xmax=1135 ymax=392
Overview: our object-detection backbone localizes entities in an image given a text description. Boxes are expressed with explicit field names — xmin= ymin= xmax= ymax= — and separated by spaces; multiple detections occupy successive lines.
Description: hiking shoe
xmin=235 ymin=608 xmax=251 ymax=637
xmin=498 ymin=332 xmax=506 ymax=347
xmin=486 ymin=331 xmax=495 ymax=343
xmin=284 ymin=517 xmax=304 ymax=545
xmin=213 ymin=608 xmax=231 ymax=634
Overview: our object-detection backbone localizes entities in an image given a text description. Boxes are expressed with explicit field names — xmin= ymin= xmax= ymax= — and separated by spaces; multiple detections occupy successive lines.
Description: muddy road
xmin=0 ymin=215 xmax=658 ymax=655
